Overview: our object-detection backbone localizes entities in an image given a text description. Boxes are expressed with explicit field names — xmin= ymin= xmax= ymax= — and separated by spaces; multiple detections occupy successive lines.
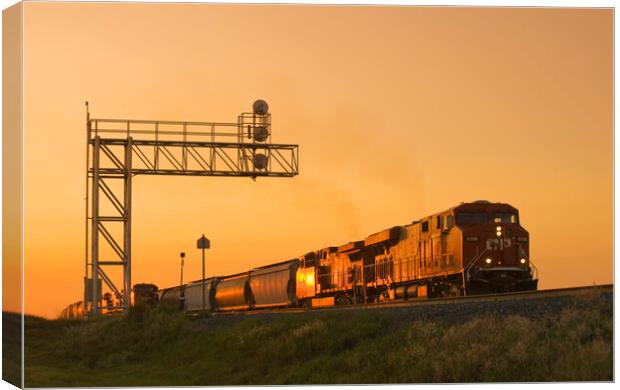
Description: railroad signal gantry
xmin=84 ymin=100 xmax=299 ymax=315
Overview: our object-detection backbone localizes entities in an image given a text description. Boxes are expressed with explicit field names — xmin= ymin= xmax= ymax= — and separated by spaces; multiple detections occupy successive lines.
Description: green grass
xmin=3 ymin=312 xmax=22 ymax=387
xmin=22 ymin=293 xmax=612 ymax=386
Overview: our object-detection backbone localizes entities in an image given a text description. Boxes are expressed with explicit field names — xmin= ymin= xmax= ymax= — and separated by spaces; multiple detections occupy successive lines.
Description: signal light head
xmin=253 ymin=99 xmax=269 ymax=115
xmin=253 ymin=153 xmax=268 ymax=170
xmin=253 ymin=126 xmax=269 ymax=142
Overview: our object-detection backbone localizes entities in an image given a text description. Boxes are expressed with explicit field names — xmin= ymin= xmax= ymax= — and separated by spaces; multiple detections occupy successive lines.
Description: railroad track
xmin=209 ymin=284 xmax=613 ymax=317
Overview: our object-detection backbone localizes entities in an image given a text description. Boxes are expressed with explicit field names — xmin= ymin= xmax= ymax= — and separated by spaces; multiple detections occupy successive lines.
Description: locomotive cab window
xmin=493 ymin=213 xmax=519 ymax=224
xmin=447 ymin=215 xmax=454 ymax=229
xmin=436 ymin=216 xmax=442 ymax=229
xmin=421 ymin=221 xmax=429 ymax=232
xmin=455 ymin=213 xmax=488 ymax=225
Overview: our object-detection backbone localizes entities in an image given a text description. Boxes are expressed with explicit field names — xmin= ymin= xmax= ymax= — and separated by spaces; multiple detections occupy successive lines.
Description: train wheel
xmin=378 ymin=291 xmax=390 ymax=303
xmin=335 ymin=295 xmax=352 ymax=305
xmin=448 ymin=284 xmax=463 ymax=297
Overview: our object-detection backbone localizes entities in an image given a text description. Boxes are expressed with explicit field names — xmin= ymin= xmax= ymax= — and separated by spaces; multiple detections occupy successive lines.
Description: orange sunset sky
xmin=16 ymin=3 xmax=612 ymax=318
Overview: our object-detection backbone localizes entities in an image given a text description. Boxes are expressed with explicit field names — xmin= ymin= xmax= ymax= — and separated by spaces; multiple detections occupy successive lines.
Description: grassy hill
xmin=19 ymin=288 xmax=613 ymax=386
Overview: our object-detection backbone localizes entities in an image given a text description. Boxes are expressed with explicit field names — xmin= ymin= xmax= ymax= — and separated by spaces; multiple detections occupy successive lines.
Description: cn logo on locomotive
xmin=486 ymin=237 xmax=512 ymax=250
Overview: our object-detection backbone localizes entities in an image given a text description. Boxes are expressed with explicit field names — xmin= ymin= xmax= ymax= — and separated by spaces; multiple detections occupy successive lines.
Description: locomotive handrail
xmin=528 ymin=258 xmax=539 ymax=280
xmin=464 ymin=248 xmax=489 ymax=281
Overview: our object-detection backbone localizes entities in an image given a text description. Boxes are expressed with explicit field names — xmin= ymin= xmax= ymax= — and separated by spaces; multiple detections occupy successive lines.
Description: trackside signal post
xmin=179 ymin=252 xmax=186 ymax=310
xmin=84 ymin=100 xmax=299 ymax=315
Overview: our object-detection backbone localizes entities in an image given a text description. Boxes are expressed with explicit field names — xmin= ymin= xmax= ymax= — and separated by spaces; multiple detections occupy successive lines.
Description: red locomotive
xmin=153 ymin=200 xmax=538 ymax=311
xmin=296 ymin=200 xmax=537 ymax=307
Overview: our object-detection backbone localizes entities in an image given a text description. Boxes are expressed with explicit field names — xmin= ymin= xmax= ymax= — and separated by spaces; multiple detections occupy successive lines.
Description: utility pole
xmin=179 ymin=252 xmax=186 ymax=286
xmin=196 ymin=234 xmax=210 ymax=312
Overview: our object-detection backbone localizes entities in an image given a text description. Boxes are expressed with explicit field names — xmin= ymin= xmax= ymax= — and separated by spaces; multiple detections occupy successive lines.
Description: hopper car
xmin=139 ymin=201 xmax=538 ymax=313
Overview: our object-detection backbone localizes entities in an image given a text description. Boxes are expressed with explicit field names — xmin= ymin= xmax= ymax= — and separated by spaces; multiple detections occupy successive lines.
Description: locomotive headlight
xmin=496 ymin=226 xmax=502 ymax=231
xmin=520 ymin=258 xmax=527 ymax=264
xmin=485 ymin=258 xmax=492 ymax=264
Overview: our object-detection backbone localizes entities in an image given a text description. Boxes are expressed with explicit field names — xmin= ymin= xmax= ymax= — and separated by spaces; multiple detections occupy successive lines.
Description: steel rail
xmin=209 ymin=284 xmax=613 ymax=317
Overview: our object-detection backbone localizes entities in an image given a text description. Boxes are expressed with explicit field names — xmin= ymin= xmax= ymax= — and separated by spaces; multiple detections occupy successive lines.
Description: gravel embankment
xmin=200 ymin=287 xmax=612 ymax=327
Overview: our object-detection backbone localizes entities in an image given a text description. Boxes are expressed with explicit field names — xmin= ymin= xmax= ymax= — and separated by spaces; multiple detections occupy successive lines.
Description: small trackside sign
xmin=197 ymin=235 xmax=210 ymax=249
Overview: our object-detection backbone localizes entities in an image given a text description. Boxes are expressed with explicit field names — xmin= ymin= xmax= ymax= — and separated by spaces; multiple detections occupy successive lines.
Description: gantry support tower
xmin=84 ymin=100 xmax=299 ymax=315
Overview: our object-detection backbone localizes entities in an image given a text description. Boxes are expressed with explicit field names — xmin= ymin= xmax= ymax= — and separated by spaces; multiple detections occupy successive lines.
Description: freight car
xmin=59 ymin=293 xmax=123 ymax=318
xmin=59 ymin=301 xmax=87 ymax=319
xmin=157 ymin=278 xmax=217 ymax=311
xmin=133 ymin=283 xmax=159 ymax=306
xmin=151 ymin=201 xmax=538 ymax=312
xmin=155 ymin=260 xmax=299 ymax=312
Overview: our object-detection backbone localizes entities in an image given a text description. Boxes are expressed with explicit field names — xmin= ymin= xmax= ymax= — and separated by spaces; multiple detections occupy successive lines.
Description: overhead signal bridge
xmin=85 ymin=100 xmax=299 ymax=315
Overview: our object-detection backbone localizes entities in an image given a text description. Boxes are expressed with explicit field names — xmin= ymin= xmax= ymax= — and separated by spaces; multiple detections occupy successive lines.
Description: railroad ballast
xmin=139 ymin=200 xmax=538 ymax=312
